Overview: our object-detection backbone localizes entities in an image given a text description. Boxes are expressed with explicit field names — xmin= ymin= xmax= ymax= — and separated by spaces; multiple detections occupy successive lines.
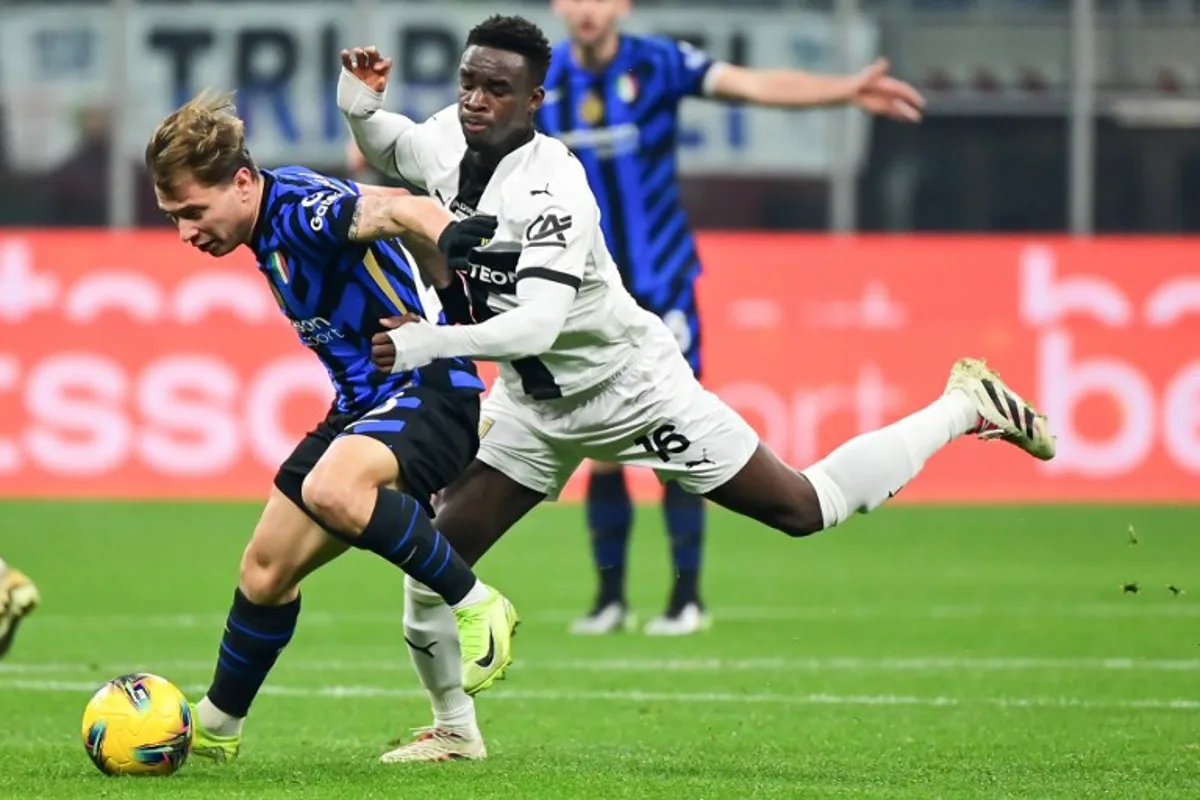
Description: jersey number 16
xmin=634 ymin=423 xmax=692 ymax=462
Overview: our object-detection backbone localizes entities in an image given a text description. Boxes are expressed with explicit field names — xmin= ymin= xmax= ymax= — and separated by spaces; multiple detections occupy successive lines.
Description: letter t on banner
xmin=829 ymin=0 xmax=858 ymax=234
xmin=108 ymin=0 xmax=136 ymax=229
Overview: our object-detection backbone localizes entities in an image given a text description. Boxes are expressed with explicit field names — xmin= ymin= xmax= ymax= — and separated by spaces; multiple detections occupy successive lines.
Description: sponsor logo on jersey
xmin=466 ymin=262 xmax=518 ymax=292
xmin=449 ymin=197 xmax=477 ymax=219
xmin=524 ymin=214 xmax=572 ymax=249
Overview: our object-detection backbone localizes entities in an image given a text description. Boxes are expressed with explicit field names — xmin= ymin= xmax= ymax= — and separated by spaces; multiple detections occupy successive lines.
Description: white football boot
xmin=569 ymin=600 xmax=637 ymax=635
xmin=945 ymin=358 xmax=1057 ymax=461
xmin=380 ymin=727 xmax=487 ymax=763
xmin=644 ymin=602 xmax=712 ymax=637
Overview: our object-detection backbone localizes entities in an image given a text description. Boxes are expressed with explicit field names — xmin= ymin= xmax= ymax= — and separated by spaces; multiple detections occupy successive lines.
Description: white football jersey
xmin=389 ymin=106 xmax=656 ymax=401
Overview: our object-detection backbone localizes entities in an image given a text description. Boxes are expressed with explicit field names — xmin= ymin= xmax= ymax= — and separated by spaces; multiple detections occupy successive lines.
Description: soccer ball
xmin=80 ymin=673 xmax=193 ymax=776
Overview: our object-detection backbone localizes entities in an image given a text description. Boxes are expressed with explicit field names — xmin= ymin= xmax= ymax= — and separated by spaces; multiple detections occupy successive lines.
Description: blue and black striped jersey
xmin=248 ymin=166 xmax=482 ymax=415
xmin=537 ymin=35 xmax=715 ymax=317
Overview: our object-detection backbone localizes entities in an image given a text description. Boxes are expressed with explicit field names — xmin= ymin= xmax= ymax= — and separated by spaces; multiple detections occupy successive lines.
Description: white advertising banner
xmin=0 ymin=4 xmax=879 ymax=176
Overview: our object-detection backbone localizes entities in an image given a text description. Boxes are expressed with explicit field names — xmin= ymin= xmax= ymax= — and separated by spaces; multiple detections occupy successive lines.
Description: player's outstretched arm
xmin=369 ymin=193 xmax=594 ymax=373
xmin=337 ymin=47 xmax=427 ymax=184
xmin=372 ymin=277 xmax=575 ymax=373
xmin=347 ymin=193 xmax=452 ymax=245
xmin=401 ymin=236 xmax=454 ymax=291
xmin=347 ymin=194 xmax=496 ymax=278
xmin=356 ymin=185 xmax=454 ymax=289
xmin=710 ymin=57 xmax=925 ymax=121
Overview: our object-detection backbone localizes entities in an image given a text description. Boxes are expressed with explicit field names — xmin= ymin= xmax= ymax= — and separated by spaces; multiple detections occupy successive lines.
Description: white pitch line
xmin=2 ymin=678 xmax=1197 ymax=712
xmin=20 ymin=603 xmax=1200 ymax=629
xmin=3 ymin=656 xmax=1199 ymax=675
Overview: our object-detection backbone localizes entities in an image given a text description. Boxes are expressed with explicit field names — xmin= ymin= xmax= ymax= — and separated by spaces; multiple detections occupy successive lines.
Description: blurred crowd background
xmin=1 ymin=0 xmax=1198 ymax=234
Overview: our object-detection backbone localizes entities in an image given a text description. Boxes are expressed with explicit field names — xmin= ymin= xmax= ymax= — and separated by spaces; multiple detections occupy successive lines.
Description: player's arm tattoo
xmin=346 ymin=193 xmax=451 ymax=246
xmin=347 ymin=194 xmax=404 ymax=240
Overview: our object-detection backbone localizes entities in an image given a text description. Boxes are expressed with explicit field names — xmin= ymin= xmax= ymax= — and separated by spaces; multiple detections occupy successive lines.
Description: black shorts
xmin=274 ymin=384 xmax=480 ymax=525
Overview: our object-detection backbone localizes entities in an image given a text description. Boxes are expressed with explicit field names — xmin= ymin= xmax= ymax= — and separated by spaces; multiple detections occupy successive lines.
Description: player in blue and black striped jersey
xmin=540 ymin=0 xmax=927 ymax=636
xmin=145 ymin=90 xmax=517 ymax=764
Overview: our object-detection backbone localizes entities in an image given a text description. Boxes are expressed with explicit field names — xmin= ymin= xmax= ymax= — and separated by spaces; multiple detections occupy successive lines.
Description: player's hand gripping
xmin=438 ymin=214 xmax=498 ymax=270
xmin=849 ymin=58 xmax=925 ymax=122
xmin=371 ymin=314 xmax=443 ymax=375
xmin=368 ymin=215 xmax=496 ymax=374
xmin=338 ymin=46 xmax=392 ymax=118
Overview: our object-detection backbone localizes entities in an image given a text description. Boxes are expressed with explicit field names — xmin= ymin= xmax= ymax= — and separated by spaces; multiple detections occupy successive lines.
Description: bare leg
xmin=194 ymin=487 xmax=349 ymax=744
xmin=707 ymin=391 xmax=981 ymax=535
xmin=302 ymin=434 xmax=483 ymax=606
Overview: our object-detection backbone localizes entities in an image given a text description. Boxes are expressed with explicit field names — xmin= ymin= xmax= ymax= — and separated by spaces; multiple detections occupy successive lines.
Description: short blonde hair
xmin=145 ymin=89 xmax=257 ymax=195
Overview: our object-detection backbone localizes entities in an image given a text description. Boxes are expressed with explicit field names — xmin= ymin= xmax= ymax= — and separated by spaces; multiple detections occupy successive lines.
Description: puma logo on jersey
xmin=529 ymin=183 xmax=552 ymax=197
xmin=525 ymin=213 xmax=572 ymax=248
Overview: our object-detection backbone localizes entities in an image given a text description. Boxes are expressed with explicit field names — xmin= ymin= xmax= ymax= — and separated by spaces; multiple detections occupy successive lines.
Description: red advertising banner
xmin=0 ymin=231 xmax=1196 ymax=503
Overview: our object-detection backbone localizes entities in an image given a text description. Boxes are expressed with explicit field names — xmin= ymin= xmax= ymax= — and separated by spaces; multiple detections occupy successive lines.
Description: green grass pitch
xmin=0 ymin=500 xmax=1197 ymax=798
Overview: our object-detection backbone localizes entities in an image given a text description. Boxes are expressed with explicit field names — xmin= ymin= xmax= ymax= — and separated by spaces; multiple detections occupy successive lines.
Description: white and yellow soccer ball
xmin=80 ymin=673 xmax=193 ymax=776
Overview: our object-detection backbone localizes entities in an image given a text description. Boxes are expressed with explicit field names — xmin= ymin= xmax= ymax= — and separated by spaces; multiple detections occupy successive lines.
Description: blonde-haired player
xmin=145 ymin=90 xmax=516 ymax=763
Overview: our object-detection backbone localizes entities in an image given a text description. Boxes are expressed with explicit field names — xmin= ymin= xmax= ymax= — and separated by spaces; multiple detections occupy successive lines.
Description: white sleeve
xmin=512 ymin=175 xmax=595 ymax=288
xmin=702 ymin=61 xmax=731 ymax=97
xmin=429 ymin=174 xmax=594 ymax=361
xmin=432 ymin=278 xmax=575 ymax=361
xmin=338 ymin=69 xmax=438 ymax=187
xmin=347 ymin=110 xmax=434 ymax=188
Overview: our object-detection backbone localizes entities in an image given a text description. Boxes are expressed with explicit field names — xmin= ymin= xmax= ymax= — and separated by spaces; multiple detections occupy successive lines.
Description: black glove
xmin=437 ymin=214 xmax=498 ymax=270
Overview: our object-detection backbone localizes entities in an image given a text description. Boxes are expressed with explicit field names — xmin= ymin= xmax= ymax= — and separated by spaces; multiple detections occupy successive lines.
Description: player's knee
xmin=303 ymin=436 xmax=398 ymax=534
xmin=757 ymin=479 xmax=824 ymax=539
xmin=775 ymin=485 xmax=826 ymax=538
xmin=774 ymin=508 xmax=824 ymax=539
xmin=238 ymin=543 xmax=299 ymax=606
xmin=300 ymin=468 xmax=370 ymax=535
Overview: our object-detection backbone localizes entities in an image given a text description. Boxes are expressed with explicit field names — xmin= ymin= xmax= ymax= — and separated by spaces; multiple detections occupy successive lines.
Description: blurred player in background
xmin=541 ymin=0 xmax=927 ymax=636
xmin=0 ymin=559 xmax=39 ymax=659
xmin=145 ymin=91 xmax=515 ymax=763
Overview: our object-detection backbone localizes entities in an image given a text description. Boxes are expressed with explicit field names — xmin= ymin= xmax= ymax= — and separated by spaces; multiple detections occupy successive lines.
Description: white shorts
xmin=476 ymin=324 xmax=760 ymax=500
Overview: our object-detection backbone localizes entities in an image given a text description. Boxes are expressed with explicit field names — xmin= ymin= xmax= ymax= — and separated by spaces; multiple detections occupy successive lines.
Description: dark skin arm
xmin=369 ymin=314 xmax=419 ymax=373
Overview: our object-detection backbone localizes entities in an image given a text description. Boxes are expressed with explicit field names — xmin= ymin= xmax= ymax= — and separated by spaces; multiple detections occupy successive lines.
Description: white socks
xmin=801 ymin=390 xmax=979 ymax=528
xmin=450 ymin=579 xmax=490 ymax=610
xmin=404 ymin=577 xmax=479 ymax=734
xmin=195 ymin=696 xmax=244 ymax=737
xmin=194 ymin=578 xmax=484 ymax=742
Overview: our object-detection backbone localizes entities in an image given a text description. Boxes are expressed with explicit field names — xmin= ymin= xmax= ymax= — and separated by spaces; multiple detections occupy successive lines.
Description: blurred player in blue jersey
xmin=144 ymin=91 xmax=518 ymax=763
xmin=539 ymin=0 xmax=926 ymax=636
xmin=0 ymin=559 xmax=38 ymax=659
